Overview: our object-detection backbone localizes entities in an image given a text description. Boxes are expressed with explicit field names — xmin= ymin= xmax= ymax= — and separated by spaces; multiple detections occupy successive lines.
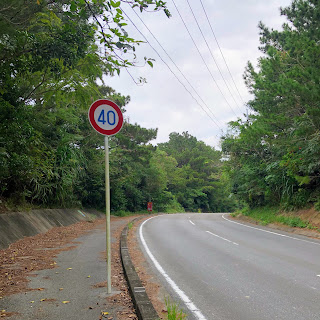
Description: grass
xmin=235 ymin=206 xmax=316 ymax=229
xmin=165 ymin=297 xmax=187 ymax=320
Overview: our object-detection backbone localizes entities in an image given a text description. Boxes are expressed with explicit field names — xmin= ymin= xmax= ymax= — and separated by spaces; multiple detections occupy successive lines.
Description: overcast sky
xmin=104 ymin=0 xmax=292 ymax=148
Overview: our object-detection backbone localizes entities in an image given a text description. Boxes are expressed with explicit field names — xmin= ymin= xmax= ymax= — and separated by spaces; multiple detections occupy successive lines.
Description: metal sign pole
xmin=105 ymin=136 xmax=111 ymax=294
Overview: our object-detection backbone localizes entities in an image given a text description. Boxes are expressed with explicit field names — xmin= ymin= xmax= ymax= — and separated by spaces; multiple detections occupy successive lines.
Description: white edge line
xmin=222 ymin=214 xmax=320 ymax=246
xmin=206 ymin=231 xmax=239 ymax=246
xmin=189 ymin=220 xmax=195 ymax=226
xmin=140 ymin=216 xmax=207 ymax=320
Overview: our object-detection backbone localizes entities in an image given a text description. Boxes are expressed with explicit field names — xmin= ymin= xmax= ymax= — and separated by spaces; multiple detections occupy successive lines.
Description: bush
xmin=276 ymin=215 xmax=308 ymax=228
xmin=315 ymin=199 xmax=320 ymax=212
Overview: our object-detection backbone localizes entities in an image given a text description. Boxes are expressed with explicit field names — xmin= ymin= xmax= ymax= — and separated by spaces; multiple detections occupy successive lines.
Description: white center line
xmin=206 ymin=231 xmax=239 ymax=246
xmin=222 ymin=214 xmax=320 ymax=246
xmin=189 ymin=220 xmax=195 ymax=226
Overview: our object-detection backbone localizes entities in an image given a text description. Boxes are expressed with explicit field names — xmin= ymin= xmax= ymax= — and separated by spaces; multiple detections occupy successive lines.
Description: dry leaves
xmin=0 ymin=219 xmax=105 ymax=297
xmin=0 ymin=215 xmax=141 ymax=319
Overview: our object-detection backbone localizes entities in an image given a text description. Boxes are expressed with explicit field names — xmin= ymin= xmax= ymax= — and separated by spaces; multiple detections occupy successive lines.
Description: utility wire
xmin=186 ymin=0 xmax=243 ymax=113
xmin=199 ymin=0 xmax=245 ymax=104
xmin=121 ymin=7 xmax=223 ymax=131
xmin=130 ymin=6 xmax=223 ymax=127
xmin=171 ymin=0 xmax=238 ymax=117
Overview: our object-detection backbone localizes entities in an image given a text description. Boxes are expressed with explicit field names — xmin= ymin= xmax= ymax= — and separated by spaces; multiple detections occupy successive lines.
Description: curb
xmin=120 ymin=217 xmax=159 ymax=320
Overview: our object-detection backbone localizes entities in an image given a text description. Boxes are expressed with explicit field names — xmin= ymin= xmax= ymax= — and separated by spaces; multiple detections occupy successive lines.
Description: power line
xmin=129 ymin=6 xmax=223 ymax=127
xmin=171 ymin=0 xmax=238 ymax=117
xmin=121 ymin=7 xmax=223 ymax=131
xmin=199 ymin=0 xmax=246 ymax=105
xmin=186 ymin=0 xmax=243 ymax=113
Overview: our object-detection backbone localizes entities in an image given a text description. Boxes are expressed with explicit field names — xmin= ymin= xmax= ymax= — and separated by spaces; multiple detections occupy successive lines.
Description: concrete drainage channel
xmin=120 ymin=217 xmax=159 ymax=320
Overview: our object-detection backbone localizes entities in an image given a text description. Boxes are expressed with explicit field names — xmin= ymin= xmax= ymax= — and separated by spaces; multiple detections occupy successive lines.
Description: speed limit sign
xmin=88 ymin=99 xmax=124 ymax=295
xmin=88 ymin=99 xmax=123 ymax=136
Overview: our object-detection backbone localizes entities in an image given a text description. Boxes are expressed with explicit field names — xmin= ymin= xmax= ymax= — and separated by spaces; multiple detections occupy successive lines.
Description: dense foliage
xmin=159 ymin=132 xmax=235 ymax=212
xmin=0 ymin=0 xmax=234 ymax=213
xmin=222 ymin=0 xmax=320 ymax=210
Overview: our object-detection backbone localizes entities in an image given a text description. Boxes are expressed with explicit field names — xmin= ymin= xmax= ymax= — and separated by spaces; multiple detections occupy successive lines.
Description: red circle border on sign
xmin=88 ymin=99 xmax=124 ymax=136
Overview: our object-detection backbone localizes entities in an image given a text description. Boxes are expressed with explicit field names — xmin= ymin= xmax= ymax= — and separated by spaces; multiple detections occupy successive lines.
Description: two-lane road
xmin=139 ymin=213 xmax=320 ymax=320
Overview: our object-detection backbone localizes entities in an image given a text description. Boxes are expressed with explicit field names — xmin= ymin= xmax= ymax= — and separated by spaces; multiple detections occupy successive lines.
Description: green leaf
xmin=110 ymin=1 xmax=121 ymax=8
xmin=70 ymin=1 xmax=77 ymax=12
xmin=147 ymin=60 xmax=153 ymax=68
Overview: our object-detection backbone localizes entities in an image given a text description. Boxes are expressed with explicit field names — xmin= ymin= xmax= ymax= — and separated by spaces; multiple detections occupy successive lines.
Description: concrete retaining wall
xmin=0 ymin=208 xmax=103 ymax=250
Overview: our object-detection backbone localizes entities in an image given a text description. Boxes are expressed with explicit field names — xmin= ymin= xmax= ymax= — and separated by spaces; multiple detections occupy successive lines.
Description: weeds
xmin=165 ymin=297 xmax=187 ymax=320
xmin=238 ymin=207 xmax=317 ymax=230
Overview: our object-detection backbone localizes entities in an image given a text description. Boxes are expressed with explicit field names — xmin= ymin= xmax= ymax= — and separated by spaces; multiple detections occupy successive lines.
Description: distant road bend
xmin=139 ymin=213 xmax=320 ymax=320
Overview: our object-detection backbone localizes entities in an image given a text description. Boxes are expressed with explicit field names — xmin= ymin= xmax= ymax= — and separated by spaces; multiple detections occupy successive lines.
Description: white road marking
xmin=140 ymin=217 xmax=207 ymax=320
xmin=317 ymin=275 xmax=320 ymax=277
xmin=222 ymin=214 xmax=320 ymax=246
xmin=206 ymin=231 xmax=239 ymax=246
xmin=189 ymin=220 xmax=195 ymax=226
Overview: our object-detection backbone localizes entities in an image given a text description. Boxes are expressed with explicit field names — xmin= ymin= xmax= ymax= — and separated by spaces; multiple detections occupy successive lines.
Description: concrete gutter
xmin=120 ymin=217 xmax=159 ymax=320
xmin=0 ymin=208 xmax=103 ymax=250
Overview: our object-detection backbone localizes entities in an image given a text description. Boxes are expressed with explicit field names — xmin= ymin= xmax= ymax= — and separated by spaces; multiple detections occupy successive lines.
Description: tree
xmin=159 ymin=132 xmax=235 ymax=212
xmin=222 ymin=0 xmax=320 ymax=209
xmin=0 ymin=0 xmax=169 ymax=207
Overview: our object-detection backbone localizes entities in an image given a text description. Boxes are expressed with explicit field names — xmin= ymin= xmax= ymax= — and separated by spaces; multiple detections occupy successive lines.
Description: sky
xmin=104 ymin=0 xmax=292 ymax=149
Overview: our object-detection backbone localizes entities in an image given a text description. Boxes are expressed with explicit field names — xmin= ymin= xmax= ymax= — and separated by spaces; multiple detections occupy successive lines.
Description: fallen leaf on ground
xmin=62 ymin=301 xmax=70 ymax=304
xmin=59 ymin=288 xmax=63 ymax=291
xmin=67 ymin=268 xmax=72 ymax=270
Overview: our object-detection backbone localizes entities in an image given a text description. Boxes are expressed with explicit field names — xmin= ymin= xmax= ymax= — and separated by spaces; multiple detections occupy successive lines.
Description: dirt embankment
xmin=292 ymin=207 xmax=320 ymax=227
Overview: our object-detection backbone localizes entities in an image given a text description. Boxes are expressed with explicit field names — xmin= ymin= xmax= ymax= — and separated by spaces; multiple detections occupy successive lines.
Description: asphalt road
xmin=139 ymin=213 xmax=320 ymax=320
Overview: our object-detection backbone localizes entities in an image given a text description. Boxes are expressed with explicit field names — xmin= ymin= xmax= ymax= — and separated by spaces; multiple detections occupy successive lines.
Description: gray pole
xmin=105 ymin=136 xmax=111 ymax=294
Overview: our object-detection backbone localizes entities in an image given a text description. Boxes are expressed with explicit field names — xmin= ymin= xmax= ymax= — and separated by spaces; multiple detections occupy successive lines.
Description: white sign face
xmin=94 ymin=104 xmax=120 ymax=131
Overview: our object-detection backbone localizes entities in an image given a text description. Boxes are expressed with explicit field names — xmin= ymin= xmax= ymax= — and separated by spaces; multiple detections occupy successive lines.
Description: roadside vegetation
xmin=2 ymin=0 xmax=319 ymax=224
xmin=231 ymin=207 xmax=319 ymax=231
xmin=222 ymin=0 xmax=320 ymax=226
xmin=165 ymin=297 xmax=187 ymax=320
xmin=0 ymin=0 xmax=235 ymax=215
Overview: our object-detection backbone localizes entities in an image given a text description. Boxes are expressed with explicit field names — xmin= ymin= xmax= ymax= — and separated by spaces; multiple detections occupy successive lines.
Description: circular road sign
xmin=88 ymin=99 xmax=123 ymax=136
